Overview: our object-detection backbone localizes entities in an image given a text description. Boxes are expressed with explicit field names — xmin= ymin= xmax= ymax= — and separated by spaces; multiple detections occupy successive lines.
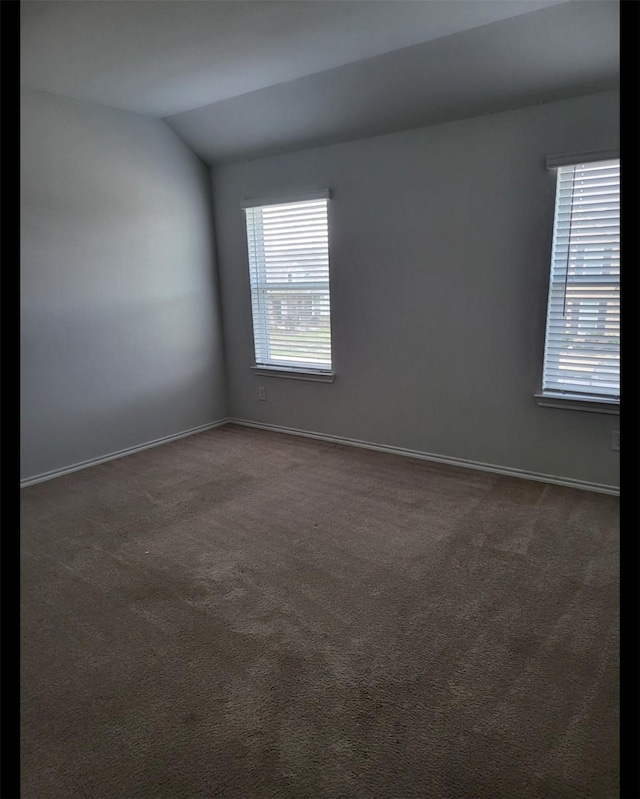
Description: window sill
xmin=534 ymin=392 xmax=619 ymax=415
xmin=251 ymin=365 xmax=335 ymax=383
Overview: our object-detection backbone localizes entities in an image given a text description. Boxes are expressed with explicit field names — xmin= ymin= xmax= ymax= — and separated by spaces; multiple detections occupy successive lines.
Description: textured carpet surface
xmin=21 ymin=424 xmax=619 ymax=798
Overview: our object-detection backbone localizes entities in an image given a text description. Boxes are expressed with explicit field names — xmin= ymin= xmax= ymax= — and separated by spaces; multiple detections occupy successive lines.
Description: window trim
xmin=534 ymin=392 xmax=619 ymax=415
xmin=241 ymin=188 xmax=332 ymax=210
xmin=251 ymin=365 xmax=335 ymax=383
xmin=536 ymin=150 xmax=620 ymax=414
xmin=242 ymin=190 xmax=334 ymax=378
xmin=545 ymin=149 xmax=619 ymax=169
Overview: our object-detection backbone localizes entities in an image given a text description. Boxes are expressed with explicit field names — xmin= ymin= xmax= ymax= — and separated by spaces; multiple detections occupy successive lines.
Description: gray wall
xmin=21 ymin=89 xmax=227 ymax=480
xmin=212 ymin=90 xmax=620 ymax=489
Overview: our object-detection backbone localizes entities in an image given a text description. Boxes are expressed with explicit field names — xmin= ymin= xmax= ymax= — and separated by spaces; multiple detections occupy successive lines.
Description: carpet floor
xmin=21 ymin=424 xmax=619 ymax=798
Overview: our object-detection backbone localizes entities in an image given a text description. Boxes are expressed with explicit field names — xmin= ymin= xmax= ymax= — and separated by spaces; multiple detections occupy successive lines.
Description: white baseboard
xmin=20 ymin=419 xmax=230 ymax=488
xmin=229 ymin=418 xmax=620 ymax=497
xmin=21 ymin=416 xmax=620 ymax=497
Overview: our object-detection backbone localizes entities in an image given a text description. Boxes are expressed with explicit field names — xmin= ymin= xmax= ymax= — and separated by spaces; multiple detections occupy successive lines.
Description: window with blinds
xmin=243 ymin=192 xmax=332 ymax=372
xmin=542 ymin=157 xmax=620 ymax=401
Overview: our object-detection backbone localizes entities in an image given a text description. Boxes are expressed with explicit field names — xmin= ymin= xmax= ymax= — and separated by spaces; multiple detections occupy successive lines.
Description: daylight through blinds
xmin=542 ymin=158 xmax=620 ymax=399
xmin=244 ymin=197 xmax=332 ymax=370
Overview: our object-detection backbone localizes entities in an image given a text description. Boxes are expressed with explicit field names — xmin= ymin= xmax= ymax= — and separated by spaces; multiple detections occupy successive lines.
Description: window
xmin=242 ymin=191 xmax=332 ymax=377
xmin=540 ymin=155 xmax=619 ymax=408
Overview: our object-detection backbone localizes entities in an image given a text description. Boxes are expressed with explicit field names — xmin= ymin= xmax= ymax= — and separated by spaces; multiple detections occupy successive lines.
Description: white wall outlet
xmin=611 ymin=431 xmax=620 ymax=451
xmin=258 ymin=386 xmax=266 ymax=401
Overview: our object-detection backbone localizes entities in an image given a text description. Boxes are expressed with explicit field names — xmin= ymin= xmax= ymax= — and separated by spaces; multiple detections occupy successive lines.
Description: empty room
xmin=20 ymin=1 xmax=621 ymax=797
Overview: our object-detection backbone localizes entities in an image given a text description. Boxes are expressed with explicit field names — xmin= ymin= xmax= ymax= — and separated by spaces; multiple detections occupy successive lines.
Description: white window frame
xmin=241 ymin=190 xmax=335 ymax=383
xmin=535 ymin=150 xmax=619 ymax=415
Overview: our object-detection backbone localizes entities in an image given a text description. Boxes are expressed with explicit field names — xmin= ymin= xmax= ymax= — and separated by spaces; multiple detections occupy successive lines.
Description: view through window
xmin=542 ymin=158 xmax=620 ymax=401
xmin=244 ymin=194 xmax=332 ymax=372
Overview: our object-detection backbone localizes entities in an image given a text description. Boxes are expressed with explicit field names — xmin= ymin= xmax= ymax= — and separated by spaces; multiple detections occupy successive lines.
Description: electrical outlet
xmin=611 ymin=431 xmax=620 ymax=451
xmin=258 ymin=386 xmax=266 ymax=401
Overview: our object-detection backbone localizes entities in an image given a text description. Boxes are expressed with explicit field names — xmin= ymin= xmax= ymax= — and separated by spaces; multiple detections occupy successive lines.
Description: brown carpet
xmin=21 ymin=424 xmax=619 ymax=798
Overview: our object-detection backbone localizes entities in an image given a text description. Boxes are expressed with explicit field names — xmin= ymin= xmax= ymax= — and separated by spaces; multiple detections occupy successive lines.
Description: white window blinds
xmin=542 ymin=157 xmax=620 ymax=400
xmin=244 ymin=194 xmax=332 ymax=371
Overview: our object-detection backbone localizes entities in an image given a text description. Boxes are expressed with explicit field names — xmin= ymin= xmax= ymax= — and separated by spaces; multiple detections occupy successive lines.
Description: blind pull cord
xmin=562 ymin=165 xmax=577 ymax=318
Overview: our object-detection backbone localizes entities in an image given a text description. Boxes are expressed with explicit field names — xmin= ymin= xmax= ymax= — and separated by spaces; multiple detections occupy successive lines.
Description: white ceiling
xmin=20 ymin=0 xmax=619 ymax=165
xmin=166 ymin=0 xmax=619 ymax=164
xmin=21 ymin=0 xmax=567 ymax=117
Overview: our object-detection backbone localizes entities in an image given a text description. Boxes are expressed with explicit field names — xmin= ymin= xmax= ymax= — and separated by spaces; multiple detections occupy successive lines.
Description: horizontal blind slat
xmin=542 ymin=158 xmax=620 ymax=397
xmin=246 ymin=199 xmax=332 ymax=370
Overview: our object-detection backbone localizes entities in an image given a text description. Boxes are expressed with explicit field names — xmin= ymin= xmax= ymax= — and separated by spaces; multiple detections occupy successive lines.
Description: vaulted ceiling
xmin=21 ymin=0 xmax=619 ymax=164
